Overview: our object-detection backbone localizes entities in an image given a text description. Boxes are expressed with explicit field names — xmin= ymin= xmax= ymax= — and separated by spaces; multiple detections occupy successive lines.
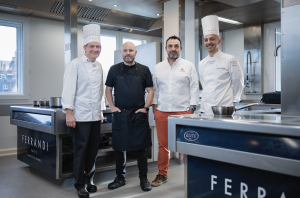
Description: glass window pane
xmin=0 ymin=25 xmax=18 ymax=94
xmin=123 ymin=37 xmax=146 ymax=46
xmin=275 ymin=28 xmax=281 ymax=91
xmin=96 ymin=35 xmax=117 ymax=84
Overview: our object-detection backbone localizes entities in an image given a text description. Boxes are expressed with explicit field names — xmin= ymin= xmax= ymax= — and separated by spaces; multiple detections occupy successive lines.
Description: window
xmin=275 ymin=28 xmax=281 ymax=91
xmin=3 ymin=83 xmax=8 ymax=90
xmin=96 ymin=35 xmax=117 ymax=84
xmin=123 ymin=37 xmax=147 ymax=46
xmin=0 ymin=20 xmax=23 ymax=95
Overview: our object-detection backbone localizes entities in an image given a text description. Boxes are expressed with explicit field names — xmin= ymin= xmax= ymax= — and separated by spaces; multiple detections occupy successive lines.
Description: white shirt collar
xmin=81 ymin=55 xmax=95 ymax=64
xmin=208 ymin=50 xmax=221 ymax=58
xmin=167 ymin=57 xmax=182 ymax=67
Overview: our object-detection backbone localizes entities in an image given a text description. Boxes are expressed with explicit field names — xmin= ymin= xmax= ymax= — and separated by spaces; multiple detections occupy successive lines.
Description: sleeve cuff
xmin=152 ymin=98 xmax=158 ymax=104
xmin=233 ymin=98 xmax=241 ymax=103
xmin=190 ymin=98 xmax=199 ymax=106
xmin=62 ymin=105 xmax=74 ymax=110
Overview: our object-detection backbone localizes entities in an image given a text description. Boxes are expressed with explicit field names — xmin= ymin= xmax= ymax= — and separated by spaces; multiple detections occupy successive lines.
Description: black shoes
xmin=85 ymin=171 xmax=97 ymax=193
xmin=108 ymin=177 xmax=126 ymax=190
xmin=77 ymin=188 xmax=89 ymax=198
xmin=107 ymin=177 xmax=151 ymax=191
xmin=140 ymin=179 xmax=152 ymax=191
xmin=86 ymin=183 xmax=97 ymax=193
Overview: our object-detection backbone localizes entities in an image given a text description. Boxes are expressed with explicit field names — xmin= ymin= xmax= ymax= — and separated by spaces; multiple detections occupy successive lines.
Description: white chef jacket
xmin=62 ymin=55 xmax=105 ymax=121
xmin=153 ymin=57 xmax=199 ymax=112
xmin=198 ymin=50 xmax=244 ymax=114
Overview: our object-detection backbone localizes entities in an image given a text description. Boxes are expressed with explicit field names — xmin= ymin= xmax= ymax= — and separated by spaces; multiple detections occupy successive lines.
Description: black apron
xmin=112 ymin=64 xmax=152 ymax=151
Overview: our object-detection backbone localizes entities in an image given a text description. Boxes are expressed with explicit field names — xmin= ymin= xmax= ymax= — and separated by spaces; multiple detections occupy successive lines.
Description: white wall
xmin=97 ymin=28 xmax=161 ymax=52
xmin=185 ymin=0 xmax=196 ymax=66
xmin=30 ymin=18 xmax=65 ymax=100
xmin=114 ymin=42 xmax=161 ymax=74
xmin=163 ymin=0 xmax=179 ymax=60
xmin=0 ymin=14 xmax=161 ymax=154
xmin=28 ymin=19 xmax=161 ymax=101
xmin=0 ymin=117 xmax=17 ymax=153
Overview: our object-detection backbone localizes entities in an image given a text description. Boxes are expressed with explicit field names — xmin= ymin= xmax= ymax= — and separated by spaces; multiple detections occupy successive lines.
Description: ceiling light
xmin=113 ymin=4 xmax=118 ymax=7
xmin=129 ymin=29 xmax=133 ymax=33
xmin=218 ymin=17 xmax=242 ymax=25
xmin=156 ymin=14 xmax=160 ymax=16
xmin=89 ymin=0 xmax=92 ymax=1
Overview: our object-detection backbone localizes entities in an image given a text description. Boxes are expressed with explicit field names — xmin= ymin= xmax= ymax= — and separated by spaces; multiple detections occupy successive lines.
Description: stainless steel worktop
xmin=10 ymin=105 xmax=63 ymax=111
xmin=168 ymin=112 xmax=300 ymax=178
xmin=169 ymin=112 xmax=300 ymax=138
xmin=10 ymin=105 xmax=66 ymax=135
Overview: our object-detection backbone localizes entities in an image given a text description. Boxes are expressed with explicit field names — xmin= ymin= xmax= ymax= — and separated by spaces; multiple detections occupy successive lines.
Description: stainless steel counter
xmin=168 ymin=112 xmax=300 ymax=178
xmin=10 ymin=105 xmax=67 ymax=135
xmin=169 ymin=112 xmax=300 ymax=140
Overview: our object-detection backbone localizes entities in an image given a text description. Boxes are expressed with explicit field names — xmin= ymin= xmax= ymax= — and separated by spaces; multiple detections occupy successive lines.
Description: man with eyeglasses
xmin=151 ymin=35 xmax=199 ymax=187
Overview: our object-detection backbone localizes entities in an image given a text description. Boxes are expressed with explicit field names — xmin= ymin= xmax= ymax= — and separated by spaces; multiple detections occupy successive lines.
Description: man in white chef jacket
xmin=198 ymin=15 xmax=244 ymax=114
xmin=62 ymin=24 xmax=104 ymax=198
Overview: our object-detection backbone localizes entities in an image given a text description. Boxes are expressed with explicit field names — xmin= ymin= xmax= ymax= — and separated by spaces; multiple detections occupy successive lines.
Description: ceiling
xmin=0 ymin=0 xmax=281 ymax=37
xmin=77 ymin=0 xmax=162 ymax=19
xmin=0 ymin=0 xmax=162 ymax=36
xmin=199 ymin=0 xmax=281 ymax=33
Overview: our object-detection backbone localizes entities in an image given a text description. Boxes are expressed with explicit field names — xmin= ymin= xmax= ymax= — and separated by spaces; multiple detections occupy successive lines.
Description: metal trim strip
xmin=177 ymin=141 xmax=300 ymax=177
xmin=184 ymin=154 xmax=188 ymax=198
xmin=168 ymin=116 xmax=300 ymax=140
xmin=11 ymin=119 xmax=53 ymax=134
xmin=10 ymin=106 xmax=56 ymax=134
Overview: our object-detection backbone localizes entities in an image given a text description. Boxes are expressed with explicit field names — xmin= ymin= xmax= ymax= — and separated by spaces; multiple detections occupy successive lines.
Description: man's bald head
xmin=121 ymin=41 xmax=136 ymax=51
xmin=121 ymin=41 xmax=137 ymax=65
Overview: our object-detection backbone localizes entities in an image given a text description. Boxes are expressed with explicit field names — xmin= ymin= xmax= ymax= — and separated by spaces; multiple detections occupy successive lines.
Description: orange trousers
xmin=154 ymin=109 xmax=190 ymax=176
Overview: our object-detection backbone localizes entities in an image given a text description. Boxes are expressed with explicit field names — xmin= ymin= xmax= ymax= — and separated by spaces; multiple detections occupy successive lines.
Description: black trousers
xmin=115 ymin=149 xmax=148 ymax=180
xmin=71 ymin=121 xmax=101 ymax=190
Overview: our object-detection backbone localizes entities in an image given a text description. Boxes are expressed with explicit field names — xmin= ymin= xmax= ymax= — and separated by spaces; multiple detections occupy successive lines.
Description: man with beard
xmin=198 ymin=15 xmax=244 ymax=114
xmin=105 ymin=41 xmax=154 ymax=191
xmin=62 ymin=24 xmax=104 ymax=198
xmin=151 ymin=35 xmax=199 ymax=187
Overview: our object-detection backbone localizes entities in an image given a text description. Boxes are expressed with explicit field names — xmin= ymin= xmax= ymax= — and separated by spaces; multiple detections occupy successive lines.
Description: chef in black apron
xmin=105 ymin=41 xmax=154 ymax=192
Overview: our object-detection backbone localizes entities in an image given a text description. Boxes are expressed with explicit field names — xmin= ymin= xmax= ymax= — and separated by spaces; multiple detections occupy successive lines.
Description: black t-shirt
xmin=105 ymin=62 xmax=153 ymax=89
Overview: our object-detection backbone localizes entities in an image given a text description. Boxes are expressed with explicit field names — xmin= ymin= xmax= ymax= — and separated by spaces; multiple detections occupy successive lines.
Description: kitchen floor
xmin=0 ymin=155 xmax=185 ymax=198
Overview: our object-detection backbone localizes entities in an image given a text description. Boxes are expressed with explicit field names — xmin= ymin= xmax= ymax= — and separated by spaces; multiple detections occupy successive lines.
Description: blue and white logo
xmin=184 ymin=130 xmax=199 ymax=141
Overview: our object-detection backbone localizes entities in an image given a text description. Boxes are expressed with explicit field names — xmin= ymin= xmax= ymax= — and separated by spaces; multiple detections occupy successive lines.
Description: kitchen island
xmin=10 ymin=105 xmax=155 ymax=180
xmin=168 ymin=112 xmax=300 ymax=198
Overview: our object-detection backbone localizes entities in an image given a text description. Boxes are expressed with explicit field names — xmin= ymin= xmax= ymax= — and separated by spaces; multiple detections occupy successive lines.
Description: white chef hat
xmin=83 ymin=24 xmax=101 ymax=45
xmin=201 ymin=15 xmax=219 ymax=37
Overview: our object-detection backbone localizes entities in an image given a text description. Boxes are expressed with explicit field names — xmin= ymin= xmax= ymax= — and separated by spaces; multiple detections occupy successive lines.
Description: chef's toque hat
xmin=83 ymin=24 xmax=101 ymax=45
xmin=201 ymin=15 xmax=219 ymax=37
